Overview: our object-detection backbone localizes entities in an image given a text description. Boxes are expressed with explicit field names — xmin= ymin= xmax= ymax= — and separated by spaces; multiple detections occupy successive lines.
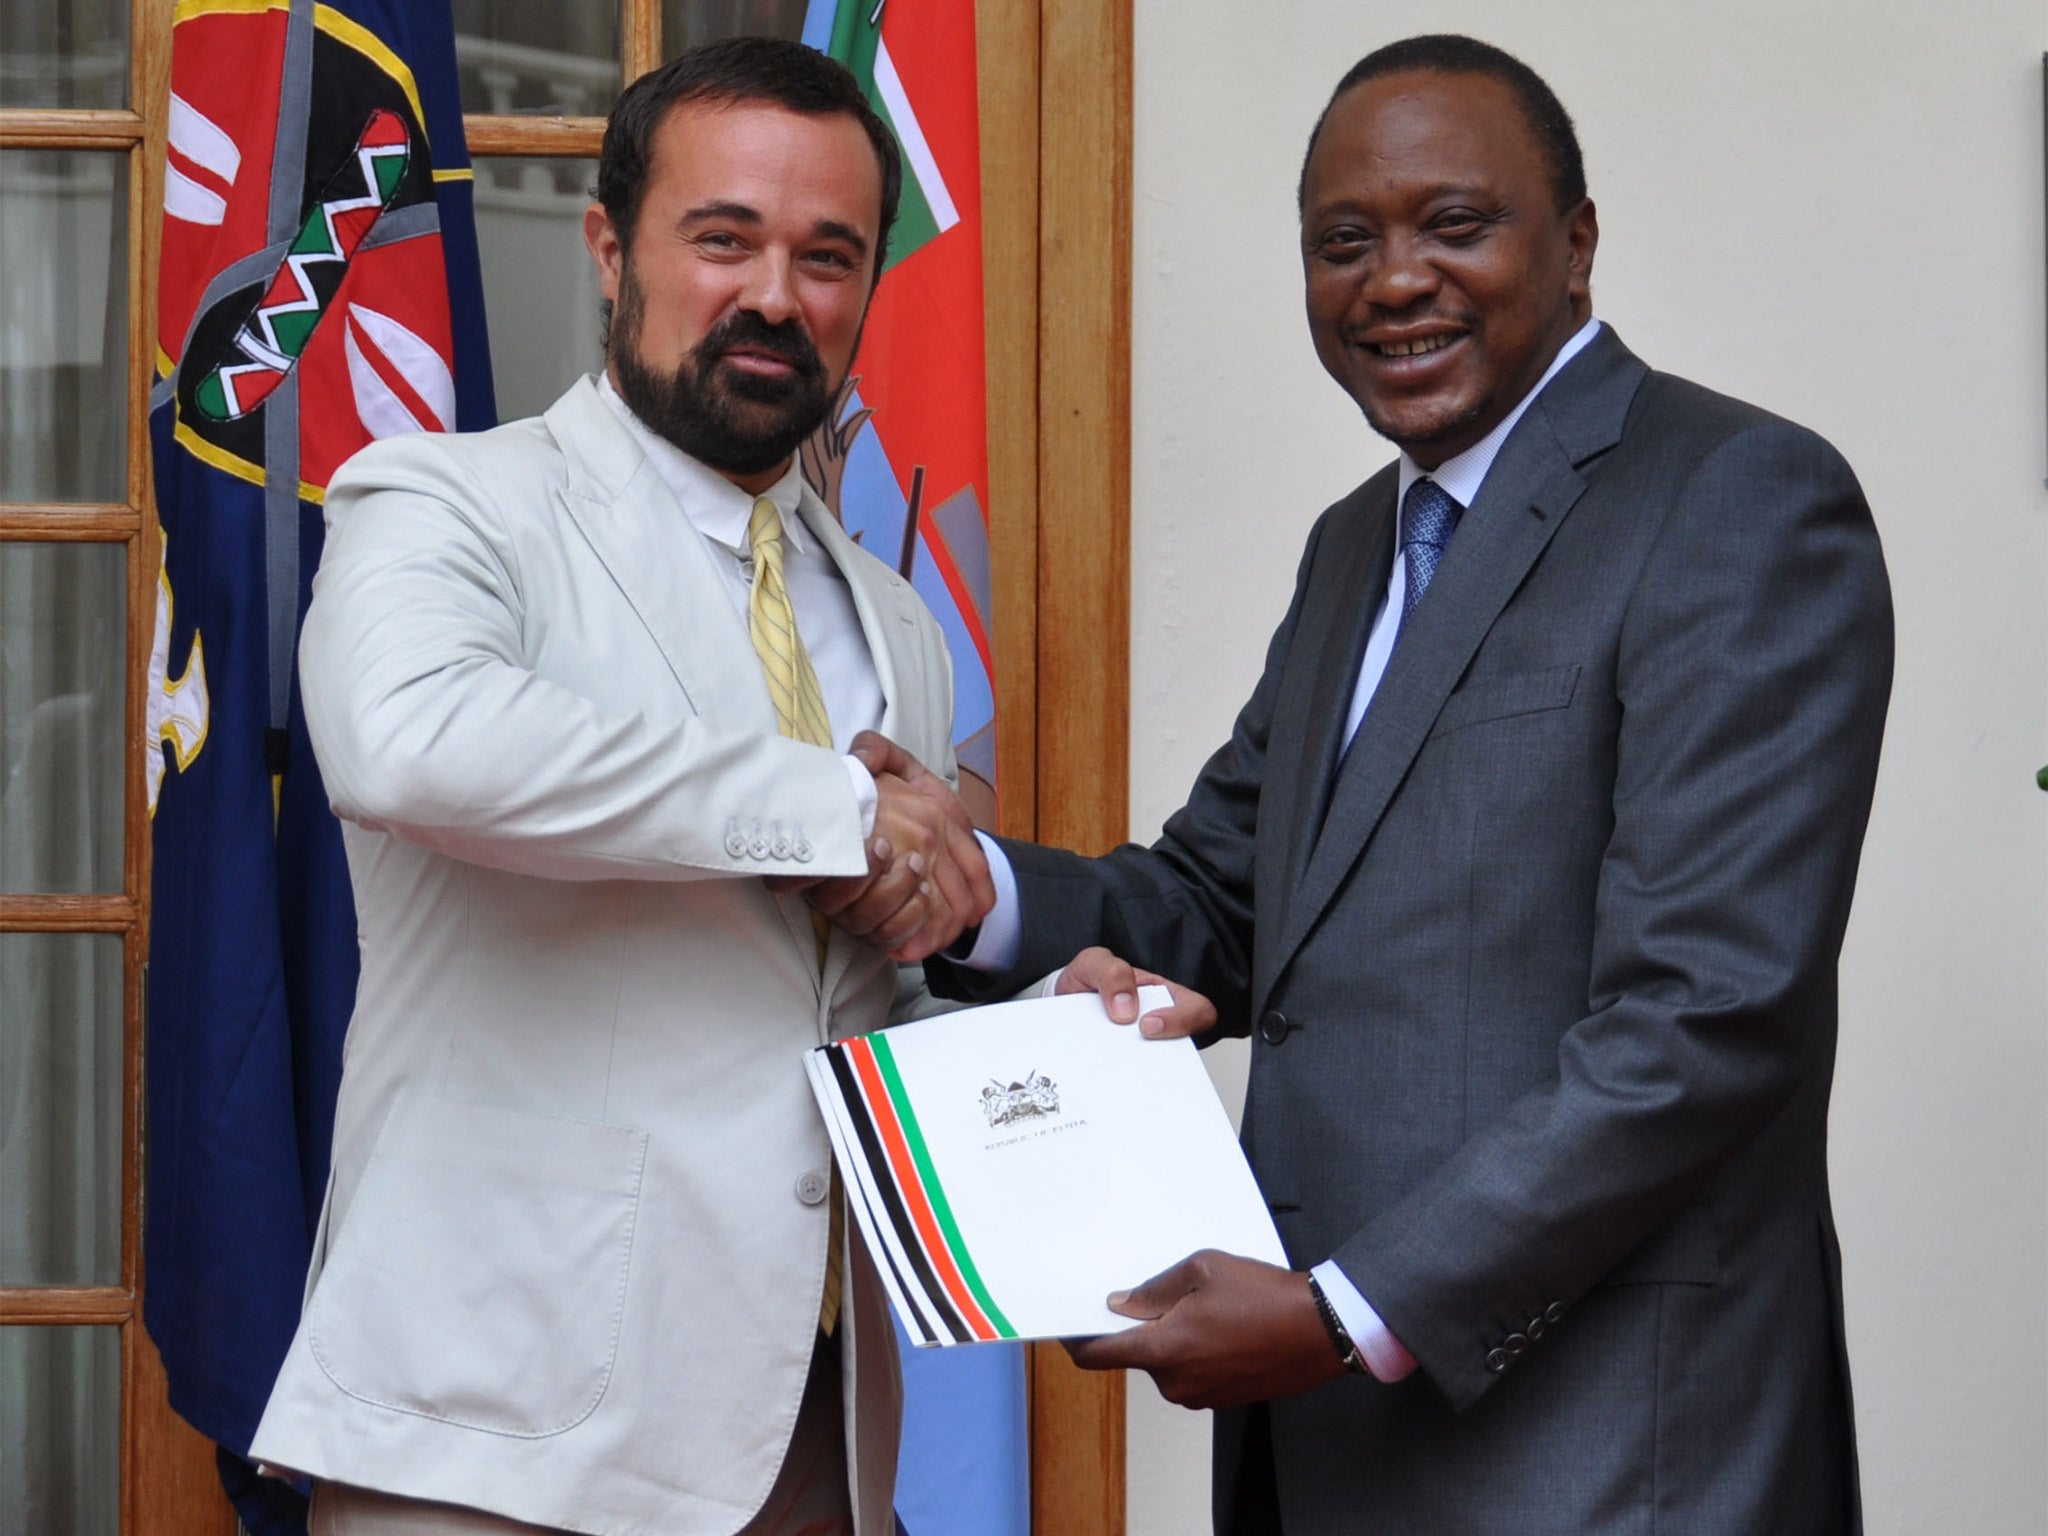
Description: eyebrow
xmin=679 ymin=199 xmax=763 ymax=228
xmin=811 ymin=218 xmax=871 ymax=258
xmin=1303 ymin=182 xmax=1501 ymax=221
xmin=677 ymin=201 xmax=871 ymax=258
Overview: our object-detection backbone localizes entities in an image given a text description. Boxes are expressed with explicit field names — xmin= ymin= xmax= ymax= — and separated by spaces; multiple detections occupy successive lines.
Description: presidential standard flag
xmin=801 ymin=5 xmax=1027 ymax=1534
xmin=145 ymin=0 xmax=492 ymax=1527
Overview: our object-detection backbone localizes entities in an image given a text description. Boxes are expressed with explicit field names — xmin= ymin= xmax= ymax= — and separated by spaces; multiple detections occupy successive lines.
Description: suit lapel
xmin=547 ymin=378 xmax=781 ymax=739
xmin=1250 ymin=481 xmax=1394 ymax=957
xmin=1259 ymin=330 xmax=1649 ymax=1007
xmin=799 ymin=495 xmax=928 ymax=1001
xmin=547 ymin=380 xmax=850 ymax=998
xmin=799 ymin=492 xmax=921 ymax=748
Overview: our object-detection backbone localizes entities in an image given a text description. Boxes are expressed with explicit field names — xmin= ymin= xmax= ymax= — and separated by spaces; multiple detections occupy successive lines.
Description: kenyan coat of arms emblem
xmin=980 ymin=1071 xmax=1061 ymax=1129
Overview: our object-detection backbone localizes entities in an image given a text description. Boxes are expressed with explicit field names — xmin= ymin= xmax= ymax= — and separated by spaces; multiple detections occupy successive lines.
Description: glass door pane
xmin=474 ymin=157 xmax=603 ymax=422
xmin=0 ymin=934 xmax=124 ymax=1287
xmin=662 ymin=0 xmax=809 ymax=54
xmin=0 ymin=543 xmax=126 ymax=895
xmin=453 ymin=0 xmax=619 ymax=116
xmin=0 ymin=151 xmax=129 ymax=503
xmin=0 ymin=0 xmax=129 ymax=110
xmin=0 ymin=1326 xmax=121 ymax=1536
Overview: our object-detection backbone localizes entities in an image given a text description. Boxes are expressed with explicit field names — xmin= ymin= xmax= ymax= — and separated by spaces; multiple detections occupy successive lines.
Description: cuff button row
xmin=726 ymin=819 xmax=816 ymax=864
xmin=1486 ymin=1302 xmax=1567 ymax=1373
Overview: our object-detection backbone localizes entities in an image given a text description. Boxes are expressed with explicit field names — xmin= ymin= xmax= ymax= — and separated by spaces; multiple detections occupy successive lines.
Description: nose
xmin=738 ymin=248 xmax=800 ymax=326
xmin=1360 ymin=231 xmax=1440 ymax=313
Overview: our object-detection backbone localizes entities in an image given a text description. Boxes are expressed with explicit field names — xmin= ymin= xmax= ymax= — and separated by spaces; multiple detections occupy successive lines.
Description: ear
xmin=1566 ymin=197 xmax=1598 ymax=313
xmin=583 ymin=203 xmax=623 ymax=304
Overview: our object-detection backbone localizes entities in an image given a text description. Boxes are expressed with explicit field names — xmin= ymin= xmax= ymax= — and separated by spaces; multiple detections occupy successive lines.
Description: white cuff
xmin=1310 ymin=1260 xmax=1417 ymax=1383
xmin=960 ymin=831 xmax=1022 ymax=970
xmin=842 ymin=755 xmax=878 ymax=838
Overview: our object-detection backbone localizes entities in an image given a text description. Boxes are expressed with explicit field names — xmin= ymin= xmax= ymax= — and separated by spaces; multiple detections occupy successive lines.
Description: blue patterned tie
xmin=1401 ymin=477 xmax=1462 ymax=620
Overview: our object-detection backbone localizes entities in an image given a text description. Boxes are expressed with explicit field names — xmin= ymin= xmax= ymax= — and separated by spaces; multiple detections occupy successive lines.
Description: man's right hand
xmin=800 ymin=732 xmax=995 ymax=962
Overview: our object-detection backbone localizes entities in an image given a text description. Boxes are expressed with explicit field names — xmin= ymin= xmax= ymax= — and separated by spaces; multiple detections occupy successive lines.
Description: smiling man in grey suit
xmin=250 ymin=38 xmax=990 ymax=1536
xmin=909 ymin=32 xmax=1891 ymax=1536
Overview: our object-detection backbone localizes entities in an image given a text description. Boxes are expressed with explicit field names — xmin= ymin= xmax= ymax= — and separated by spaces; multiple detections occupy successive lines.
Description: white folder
xmin=805 ymin=986 xmax=1287 ymax=1345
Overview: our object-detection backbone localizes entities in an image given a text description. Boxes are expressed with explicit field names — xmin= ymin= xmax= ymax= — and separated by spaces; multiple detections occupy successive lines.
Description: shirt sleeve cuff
xmin=958 ymin=831 xmax=1023 ymax=971
xmin=1310 ymin=1260 xmax=1417 ymax=1383
xmin=842 ymin=755 xmax=878 ymax=839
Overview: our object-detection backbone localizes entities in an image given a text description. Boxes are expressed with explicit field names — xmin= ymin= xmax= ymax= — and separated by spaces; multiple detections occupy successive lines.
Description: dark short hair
xmin=595 ymin=35 xmax=903 ymax=277
xmin=1297 ymin=35 xmax=1586 ymax=216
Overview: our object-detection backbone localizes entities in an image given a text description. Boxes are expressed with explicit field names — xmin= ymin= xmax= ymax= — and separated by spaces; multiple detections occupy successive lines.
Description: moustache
xmin=694 ymin=312 xmax=825 ymax=380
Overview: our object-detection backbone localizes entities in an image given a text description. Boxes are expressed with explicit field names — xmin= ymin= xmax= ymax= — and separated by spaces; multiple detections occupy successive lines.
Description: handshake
xmin=774 ymin=730 xmax=996 ymax=963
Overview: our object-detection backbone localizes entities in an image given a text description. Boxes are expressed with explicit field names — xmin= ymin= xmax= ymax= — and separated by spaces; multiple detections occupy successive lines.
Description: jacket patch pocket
xmin=307 ymin=1090 xmax=647 ymax=1437
xmin=1428 ymin=663 xmax=1581 ymax=739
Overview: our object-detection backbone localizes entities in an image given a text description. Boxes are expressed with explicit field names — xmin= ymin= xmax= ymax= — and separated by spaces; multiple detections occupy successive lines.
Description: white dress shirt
xmin=964 ymin=319 xmax=1604 ymax=1382
xmin=598 ymin=373 xmax=882 ymax=831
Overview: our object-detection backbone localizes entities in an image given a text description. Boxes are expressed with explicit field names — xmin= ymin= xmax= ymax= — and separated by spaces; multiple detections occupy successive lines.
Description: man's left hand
xmin=1055 ymin=946 xmax=1217 ymax=1038
xmin=1064 ymin=1250 xmax=1352 ymax=1409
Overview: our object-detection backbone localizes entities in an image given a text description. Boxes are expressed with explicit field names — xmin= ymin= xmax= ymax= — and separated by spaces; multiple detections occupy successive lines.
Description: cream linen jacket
xmin=250 ymin=376 xmax=957 ymax=1536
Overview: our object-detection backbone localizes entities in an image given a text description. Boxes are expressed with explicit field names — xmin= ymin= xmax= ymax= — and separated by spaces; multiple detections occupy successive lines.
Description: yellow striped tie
xmin=745 ymin=496 xmax=845 ymax=1334
xmin=747 ymin=496 xmax=835 ymax=752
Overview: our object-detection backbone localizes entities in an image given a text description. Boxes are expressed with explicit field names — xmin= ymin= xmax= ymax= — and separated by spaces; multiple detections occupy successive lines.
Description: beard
xmin=608 ymin=264 xmax=835 ymax=477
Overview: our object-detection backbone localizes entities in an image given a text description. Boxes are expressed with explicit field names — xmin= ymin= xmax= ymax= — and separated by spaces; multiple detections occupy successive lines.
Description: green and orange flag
xmin=799 ymin=4 xmax=1023 ymax=1533
xmin=802 ymin=0 xmax=998 ymax=831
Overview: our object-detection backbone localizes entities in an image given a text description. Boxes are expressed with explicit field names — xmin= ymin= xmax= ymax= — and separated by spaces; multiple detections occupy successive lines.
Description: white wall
xmin=1125 ymin=3 xmax=2048 ymax=1532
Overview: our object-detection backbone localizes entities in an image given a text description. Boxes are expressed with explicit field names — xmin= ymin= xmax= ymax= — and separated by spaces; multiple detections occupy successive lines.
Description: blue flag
xmin=145 ymin=2 xmax=491 ymax=1528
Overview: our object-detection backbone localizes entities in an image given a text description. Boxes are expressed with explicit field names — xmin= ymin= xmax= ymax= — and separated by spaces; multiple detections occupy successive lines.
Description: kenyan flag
xmin=798 ymin=13 xmax=1020 ymax=1533
xmin=799 ymin=0 xmax=998 ymax=833
xmin=819 ymin=2 xmax=967 ymax=274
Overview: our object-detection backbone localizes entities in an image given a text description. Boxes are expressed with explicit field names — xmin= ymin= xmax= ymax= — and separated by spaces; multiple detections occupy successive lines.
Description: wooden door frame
xmin=0 ymin=0 xmax=236 ymax=1525
xmin=979 ymin=0 xmax=1133 ymax=1531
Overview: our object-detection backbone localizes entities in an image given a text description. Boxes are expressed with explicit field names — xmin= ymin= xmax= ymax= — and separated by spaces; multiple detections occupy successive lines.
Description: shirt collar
xmin=1396 ymin=316 xmax=1602 ymax=513
xmin=597 ymin=370 xmax=809 ymax=557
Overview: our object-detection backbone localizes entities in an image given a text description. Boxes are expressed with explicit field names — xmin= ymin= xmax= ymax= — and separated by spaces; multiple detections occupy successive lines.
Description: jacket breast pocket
xmin=307 ymin=1090 xmax=647 ymax=1437
xmin=1427 ymin=663 xmax=1581 ymax=740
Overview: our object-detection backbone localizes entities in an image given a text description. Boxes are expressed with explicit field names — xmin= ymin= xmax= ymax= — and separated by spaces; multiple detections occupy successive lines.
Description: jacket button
xmin=772 ymin=832 xmax=793 ymax=860
xmin=793 ymin=837 xmax=814 ymax=863
xmin=1545 ymin=1301 xmax=1567 ymax=1325
xmin=1527 ymin=1315 xmax=1547 ymax=1340
xmin=1485 ymin=1348 xmax=1510 ymax=1373
xmin=795 ymin=1171 xmax=829 ymax=1205
xmin=725 ymin=827 xmax=748 ymax=858
xmin=1504 ymin=1332 xmax=1529 ymax=1356
xmin=1257 ymin=1010 xmax=1292 ymax=1044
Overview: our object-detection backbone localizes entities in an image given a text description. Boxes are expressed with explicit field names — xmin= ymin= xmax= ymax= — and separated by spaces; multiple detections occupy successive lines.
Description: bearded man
xmin=250 ymin=37 xmax=990 ymax=1536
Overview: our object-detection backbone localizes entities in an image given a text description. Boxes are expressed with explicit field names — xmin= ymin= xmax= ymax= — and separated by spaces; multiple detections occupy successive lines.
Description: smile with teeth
xmin=1372 ymin=334 xmax=1459 ymax=358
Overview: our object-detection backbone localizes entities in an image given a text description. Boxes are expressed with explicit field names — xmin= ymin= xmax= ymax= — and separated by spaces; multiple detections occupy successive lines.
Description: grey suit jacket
xmin=932 ymin=329 xmax=1891 ymax=1535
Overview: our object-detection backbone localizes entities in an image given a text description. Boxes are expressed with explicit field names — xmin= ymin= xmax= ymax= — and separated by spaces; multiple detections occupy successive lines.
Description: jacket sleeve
xmin=926 ymin=513 xmax=1336 ymax=1035
xmin=1334 ymin=419 xmax=1893 ymax=1409
xmin=299 ymin=439 xmax=870 ymax=883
